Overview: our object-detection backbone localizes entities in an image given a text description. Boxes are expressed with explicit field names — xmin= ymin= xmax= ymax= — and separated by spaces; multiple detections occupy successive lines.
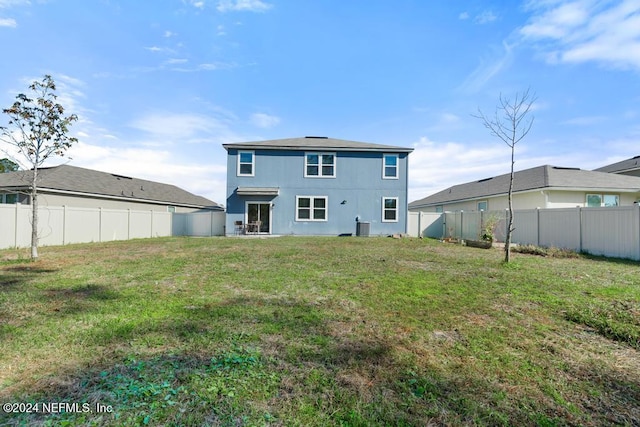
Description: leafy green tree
xmin=0 ymin=158 xmax=19 ymax=173
xmin=0 ymin=75 xmax=78 ymax=260
xmin=474 ymin=89 xmax=536 ymax=263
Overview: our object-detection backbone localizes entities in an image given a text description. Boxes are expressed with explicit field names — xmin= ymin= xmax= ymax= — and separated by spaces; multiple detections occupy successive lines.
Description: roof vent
xmin=552 ymin=166 xmax=580 ymax=171
xmin=477 ymin=177 xmax=493 ymax=183
xmin=305 ymin=136 xmax=328 ymax=139
xmin=112 ymin=174 xmax=133 ymax=180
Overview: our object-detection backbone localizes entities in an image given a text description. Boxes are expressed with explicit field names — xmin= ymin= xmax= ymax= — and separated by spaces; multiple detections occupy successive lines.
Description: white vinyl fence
xmin=1 ymin=204 xmax=172 ymax=250
xmin=172 ymin=211 xmax=225 ymax=237
xmin=409 ymin=206 xmax=640 ymax=261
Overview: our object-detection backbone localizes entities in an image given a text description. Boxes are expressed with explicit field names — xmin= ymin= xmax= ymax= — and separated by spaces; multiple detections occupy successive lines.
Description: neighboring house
xmin=409 ymin=165 xmax=640 ymax=213
xmin=223 ymin=136 xmax=413 ymax=236
xmin=594 ymin=156 xmax=640 ymax=177
xmin=0 ymin=164 xmax=222 ymax=213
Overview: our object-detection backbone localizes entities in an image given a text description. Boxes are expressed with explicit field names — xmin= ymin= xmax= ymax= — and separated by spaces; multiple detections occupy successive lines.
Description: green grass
xmin=0 ymin=236 xmax=639 ymax=426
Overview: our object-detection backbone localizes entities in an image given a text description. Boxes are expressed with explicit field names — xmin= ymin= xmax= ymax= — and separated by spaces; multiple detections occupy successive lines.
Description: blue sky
xmin=1 ymin=0 xmax=639 ymax=206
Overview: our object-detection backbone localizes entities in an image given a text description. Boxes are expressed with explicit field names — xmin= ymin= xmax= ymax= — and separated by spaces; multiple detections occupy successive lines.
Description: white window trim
xmin=382 ymin=197 xmax=399 ymax=223
xmin=237 ymin=150 xmax=255 ymax=177
xmin=382 ymin=154 xmax=399 ymax=179
xmin=304 ymin=152 xmax=336 ymax=178
xmin=295 ymin=195 xmax=328 ymax=221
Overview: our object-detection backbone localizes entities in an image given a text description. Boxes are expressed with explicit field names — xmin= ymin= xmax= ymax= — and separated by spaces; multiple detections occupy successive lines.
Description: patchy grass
xmin=0 ymin=236 xmax=639 ymax=426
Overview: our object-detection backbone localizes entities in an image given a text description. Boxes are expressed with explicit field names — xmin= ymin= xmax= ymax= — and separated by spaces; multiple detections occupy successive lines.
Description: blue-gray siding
xmin=225 ymin=149 xmax=409 ymax=235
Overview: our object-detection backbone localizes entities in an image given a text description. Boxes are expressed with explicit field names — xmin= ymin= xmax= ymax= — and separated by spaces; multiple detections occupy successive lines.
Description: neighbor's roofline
xmin=0 ymin=186 xmax=223 ymax=209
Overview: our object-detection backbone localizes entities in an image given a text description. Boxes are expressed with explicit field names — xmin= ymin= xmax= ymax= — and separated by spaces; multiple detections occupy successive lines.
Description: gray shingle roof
xmin=0 ymin=164 xmax=222 ymax=209
xmin=409 ymin=165 xmax=640 ymax=208
xmin=223 ymin=136 xmax=413 ymax=153
xmin=594 ymin=156 xmax=640 ymax=173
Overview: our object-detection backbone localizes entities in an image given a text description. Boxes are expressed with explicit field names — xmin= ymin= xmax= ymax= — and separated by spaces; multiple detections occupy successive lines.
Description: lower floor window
xmin=296 ymin=196 xmax=327 ymax=221
xmin=382 ymin=197 xmax=398 ymax=222
xmin=586 ymin=194 xmax=619 ymax=207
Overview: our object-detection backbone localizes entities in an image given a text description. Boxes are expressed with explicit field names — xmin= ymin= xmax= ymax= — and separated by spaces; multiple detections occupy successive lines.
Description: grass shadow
xmin=0 ymin=265 xmax=58 ymax=291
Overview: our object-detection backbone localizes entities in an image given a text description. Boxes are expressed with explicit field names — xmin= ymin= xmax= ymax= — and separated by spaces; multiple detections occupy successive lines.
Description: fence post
xmin=536 ymin=207 xmax=541 ymax=246
xmin=578 ymin=206 xmax=583 ymax=253
xmin=127 ymin=209 xmax=131 ymax=240
xmin=63 ymin=205 xmax=67 ymax=245
xmin=637 ymin=204 xmax=640 ymax=261
xmin=14 ymin=203 xmax=19 ymax=248
xmin=99 ymin=207 xmax=103 ymax=242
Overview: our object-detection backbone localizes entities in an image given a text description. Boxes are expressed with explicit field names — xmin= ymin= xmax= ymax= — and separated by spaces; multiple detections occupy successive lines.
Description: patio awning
xmin=236 ymin=187 xmax=280 ymax=196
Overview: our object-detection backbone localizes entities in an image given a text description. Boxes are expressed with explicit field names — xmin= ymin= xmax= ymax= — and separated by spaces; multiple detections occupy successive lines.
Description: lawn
xmin=0 ymin=236 xmax=638 ymax=426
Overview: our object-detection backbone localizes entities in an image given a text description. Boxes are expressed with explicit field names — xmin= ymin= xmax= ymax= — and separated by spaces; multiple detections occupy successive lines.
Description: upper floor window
xmin=305 ymin=153 xmax=335 ymax=178
xmin=296 ymin=196 xmax=328 ymax=221
xmin=587 ymin=194 xmax=619 ymax=207
xmin=238 ymin=151 xmax=255 ymax=176
xmin=382 ymin=197 xmax=398 ymax=222
xmin=477 ymin=200 xmax=488 ymax=211
xmin=383 ymin=154 xmax=398 ymax=179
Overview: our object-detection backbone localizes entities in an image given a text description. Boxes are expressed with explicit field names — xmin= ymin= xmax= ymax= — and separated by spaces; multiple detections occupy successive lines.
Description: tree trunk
xmin=504 ymin=142 xmax=515 ymax=263
xmin=30 ymin=167 xmax=39 ymax=260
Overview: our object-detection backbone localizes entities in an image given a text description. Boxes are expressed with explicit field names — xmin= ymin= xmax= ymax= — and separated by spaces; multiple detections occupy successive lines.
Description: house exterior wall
xmin=225 ymin=149 xmax=410 ymax=236
xmin=410 ymin=189 xmax=640 ymax=212
xmin=20 ymin=192 xmax=209 ymax=213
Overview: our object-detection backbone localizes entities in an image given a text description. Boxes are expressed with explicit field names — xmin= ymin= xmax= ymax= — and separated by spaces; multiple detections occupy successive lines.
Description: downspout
xmin=404 ymin=153 xmax=410 ymax=234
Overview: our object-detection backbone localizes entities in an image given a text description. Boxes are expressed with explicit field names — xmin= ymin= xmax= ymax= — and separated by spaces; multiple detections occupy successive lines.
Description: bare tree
xmin=474 ymin=89 xmax=536 ymax=263
xmin=0 ymin=75 xmax=78 ymax=260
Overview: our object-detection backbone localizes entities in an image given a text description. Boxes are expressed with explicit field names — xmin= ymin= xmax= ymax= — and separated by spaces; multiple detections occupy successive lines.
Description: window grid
xmin=305 ymin=152 xmax=336 ymax=178
xmin=296 ymin=196 xmax=328 ymax=221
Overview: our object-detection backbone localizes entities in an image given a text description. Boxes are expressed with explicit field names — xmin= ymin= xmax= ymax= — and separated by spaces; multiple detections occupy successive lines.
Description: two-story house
xmin=223 ymin=136 xmax=413 ymax=236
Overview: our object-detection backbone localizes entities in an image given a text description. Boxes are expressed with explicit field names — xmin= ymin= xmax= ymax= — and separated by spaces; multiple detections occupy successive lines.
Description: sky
xmin=1 ymin=0 xmax=639 ymax=206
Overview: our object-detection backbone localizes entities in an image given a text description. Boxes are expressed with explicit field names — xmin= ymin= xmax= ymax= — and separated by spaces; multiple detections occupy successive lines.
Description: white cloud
xmin=560 ymin=115 xmax=608 ymax=125
xmin=250 ymin=112 xmax=280 ymax=128
xmin=520 ymin=0 xmax=640 ymax=70
xmin=459 ymin=11 xmax=470 ymax=20
xmin=0 ymin=0 xmax=30 ymax=8
xmin=66 ymin=141 xmax=228 ymax=205
xmin=475 ymin=10 xmax=498 ymax=24
xmin=129 ymin=112 xmax=237 ymax=142
xmin=407 ymin=136 xmax=548 ymax=202
xmin=164 ymin=30 xmax=176 ymax=38
xmin=457 ymin=41 xmax=514 ymax=93
xmin=216 ymin=0 xmax=272 ymax=13
xmin=184 ymin=0 xmax=205 ymax=9
xmin=165 ymin=58 xmax=188 ymax=65
xmin=0 ymin=17 xmax=16 ymax=27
